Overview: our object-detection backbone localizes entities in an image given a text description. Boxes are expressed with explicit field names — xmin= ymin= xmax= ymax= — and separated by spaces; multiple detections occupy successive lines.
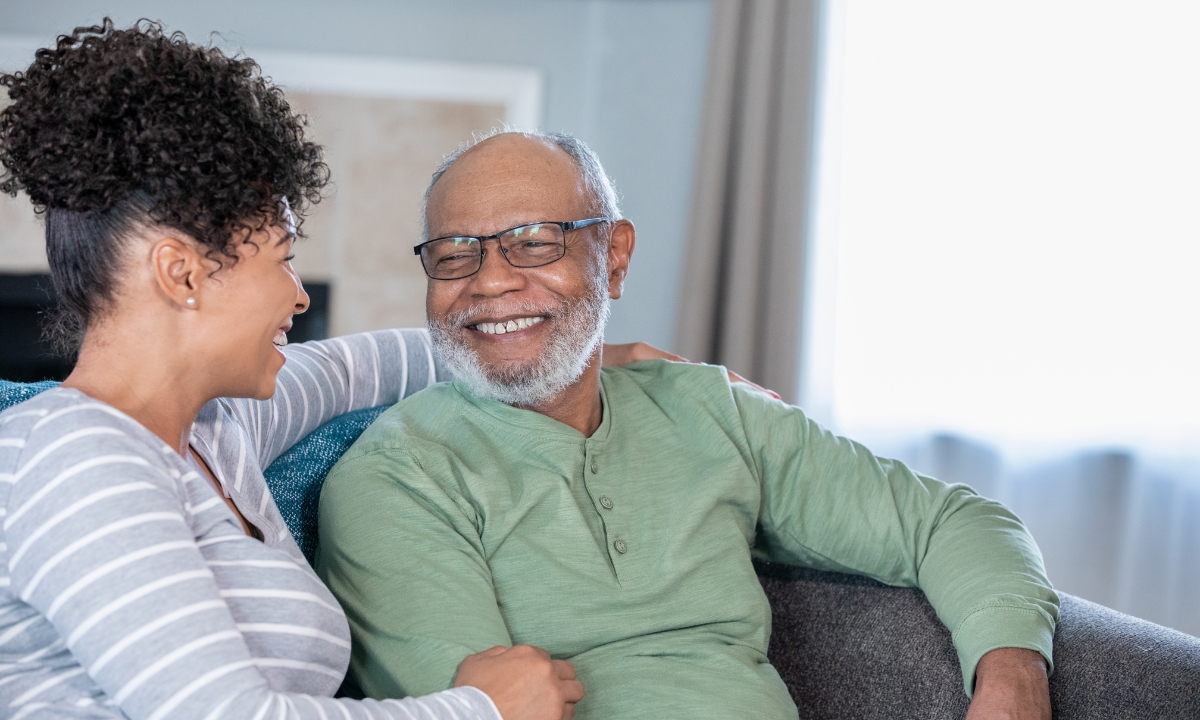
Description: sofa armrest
xmin=1050 ymin=593 xmax=1200 ymax=718
xmin=755 ymin=561 xmax=1200 ymax=719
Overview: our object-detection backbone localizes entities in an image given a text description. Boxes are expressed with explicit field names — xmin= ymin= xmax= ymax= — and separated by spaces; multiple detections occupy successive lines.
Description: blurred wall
xmin=0 ymin=0 xmax=713 ymax=350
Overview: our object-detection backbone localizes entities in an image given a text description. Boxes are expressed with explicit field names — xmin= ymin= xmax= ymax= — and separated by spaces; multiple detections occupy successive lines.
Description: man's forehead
xmin=428 ymin=134 xmax=589 ymax=235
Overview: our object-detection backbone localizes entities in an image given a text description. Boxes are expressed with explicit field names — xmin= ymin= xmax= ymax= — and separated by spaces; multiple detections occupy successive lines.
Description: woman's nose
xmin=294 ymin=280 xmax=311 ymax=314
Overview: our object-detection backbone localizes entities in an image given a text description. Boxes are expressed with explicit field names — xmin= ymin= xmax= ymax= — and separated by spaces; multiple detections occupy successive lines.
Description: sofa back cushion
xmin=262 ymin=405 xmax=390 ymax=563
xmin=0 ymin=380 xmax=59 ymax=411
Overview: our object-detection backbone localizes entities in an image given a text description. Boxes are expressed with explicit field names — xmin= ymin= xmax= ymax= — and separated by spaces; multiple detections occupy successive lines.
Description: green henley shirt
xmin=317 ymin=360 xmax=1058 ymax=719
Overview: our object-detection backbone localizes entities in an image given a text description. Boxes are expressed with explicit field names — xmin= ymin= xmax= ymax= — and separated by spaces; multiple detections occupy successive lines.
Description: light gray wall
xmin=0 ymin=0 xmax=713 ymax=350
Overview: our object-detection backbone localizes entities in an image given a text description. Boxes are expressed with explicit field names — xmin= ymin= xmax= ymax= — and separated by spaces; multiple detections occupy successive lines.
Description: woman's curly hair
xmin=0 ymin=18 xmax=329 ymax=353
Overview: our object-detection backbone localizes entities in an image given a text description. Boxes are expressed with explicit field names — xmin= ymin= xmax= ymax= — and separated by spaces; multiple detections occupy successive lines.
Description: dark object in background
xmin=0 ymin=273 xmax=329 ymax=382
xmin=0 ymin=274 xmax=68 ymax=382
xmin=289 ymin=282 xmax=327 ymax=347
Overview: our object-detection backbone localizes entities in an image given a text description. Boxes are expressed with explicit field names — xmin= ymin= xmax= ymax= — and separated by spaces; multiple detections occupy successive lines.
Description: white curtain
xmin=810 ymin=0 xmax=1200 ymax=636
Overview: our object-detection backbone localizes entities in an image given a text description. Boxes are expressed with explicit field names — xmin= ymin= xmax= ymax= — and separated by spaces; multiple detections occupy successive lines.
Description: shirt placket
xmin=582 ymin=440 xmax=629 ymax=581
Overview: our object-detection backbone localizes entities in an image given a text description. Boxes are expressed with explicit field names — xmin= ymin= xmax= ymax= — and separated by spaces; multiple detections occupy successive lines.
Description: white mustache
xmin=445 ymin=300 xmax=563 ymax=329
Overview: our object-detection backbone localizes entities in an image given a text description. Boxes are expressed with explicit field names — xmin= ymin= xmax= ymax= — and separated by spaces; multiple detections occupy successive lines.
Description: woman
xmin=0 ymin=19 xmax=674 ymax=720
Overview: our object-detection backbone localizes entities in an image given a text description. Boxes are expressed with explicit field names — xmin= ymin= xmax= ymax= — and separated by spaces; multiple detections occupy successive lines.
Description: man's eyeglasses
xmin=414 ymin=218 xmax=607 ymax=280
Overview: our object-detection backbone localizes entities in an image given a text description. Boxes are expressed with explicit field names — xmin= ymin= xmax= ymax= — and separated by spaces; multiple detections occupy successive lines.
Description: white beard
xmin=428 ymin=274 xmax=611 ymax=408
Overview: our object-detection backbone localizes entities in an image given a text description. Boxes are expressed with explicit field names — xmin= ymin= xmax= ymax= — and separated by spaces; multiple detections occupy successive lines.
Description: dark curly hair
xmin=0 ymin=18 xmax=329 ymax=354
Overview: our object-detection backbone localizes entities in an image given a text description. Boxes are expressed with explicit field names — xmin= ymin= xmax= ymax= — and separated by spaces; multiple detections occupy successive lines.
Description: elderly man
xmin=317 ymin=130 xmax=1058 ymax=720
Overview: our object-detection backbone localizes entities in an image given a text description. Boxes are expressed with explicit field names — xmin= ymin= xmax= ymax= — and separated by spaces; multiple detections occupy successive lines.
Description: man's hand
xmin=454 ymin=644 xmax=584 ymax=720
xmin=601 ymin=342 xmax=781 ymax=399
xmin=966 ymin=648 xmax=1051 ymax=720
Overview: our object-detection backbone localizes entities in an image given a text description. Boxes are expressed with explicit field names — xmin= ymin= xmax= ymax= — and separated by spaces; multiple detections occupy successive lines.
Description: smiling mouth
xmin=468 ymin=316 xmax=546 ymax=335
xmin=273 ymin=327 xmax=290 ymax=347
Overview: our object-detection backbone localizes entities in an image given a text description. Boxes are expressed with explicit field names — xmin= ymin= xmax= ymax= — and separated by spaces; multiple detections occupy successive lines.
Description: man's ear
xmin=606 ymin=219 xmax=636 ymax=300
xmin=150 ymin=236 xmax=206 ymax=310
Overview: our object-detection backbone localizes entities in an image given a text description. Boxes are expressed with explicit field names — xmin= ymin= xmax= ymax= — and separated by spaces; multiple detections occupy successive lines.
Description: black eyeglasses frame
xmin=413 ymin=217 xmax=608 ymax=280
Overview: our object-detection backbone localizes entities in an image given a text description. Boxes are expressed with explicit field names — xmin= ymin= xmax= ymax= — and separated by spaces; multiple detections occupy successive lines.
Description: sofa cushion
xmin=756 ymin=561 xmax=1200 ymax=719
xmin=0 ymin=379 xmax=58 ymax=412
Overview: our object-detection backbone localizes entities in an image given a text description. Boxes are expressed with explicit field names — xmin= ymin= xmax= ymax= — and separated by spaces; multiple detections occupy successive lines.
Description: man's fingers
xmin=479 ymin=645 xmax=508 ymax=657
xmin=552 ymin=659 xmax=576 ymax=680
xmin=513 ymin=643 xmax=551 ymax=660
xmin=560 ymin=678 xmax=585 ymax=703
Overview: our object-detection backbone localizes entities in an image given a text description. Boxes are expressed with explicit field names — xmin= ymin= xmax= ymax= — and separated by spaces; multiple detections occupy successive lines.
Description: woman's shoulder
xmin=0 ymin=384 xmax=71 ymax=431
xmin=2 ymin=386 xmax=168 ymax=444
xmin=1 ymin=387 xmax=185 ymax=498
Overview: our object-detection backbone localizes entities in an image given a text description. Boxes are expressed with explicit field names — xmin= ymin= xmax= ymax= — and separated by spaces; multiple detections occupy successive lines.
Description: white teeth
xmin=273 ymin=330 xmax=288 ymax=347
xmin=472 ymin=316 xmax=545 ymax=335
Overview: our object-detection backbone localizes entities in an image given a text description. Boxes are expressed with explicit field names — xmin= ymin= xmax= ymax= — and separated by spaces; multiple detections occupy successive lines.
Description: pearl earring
xmin=185 ymin=297 xmax=196 ymax=308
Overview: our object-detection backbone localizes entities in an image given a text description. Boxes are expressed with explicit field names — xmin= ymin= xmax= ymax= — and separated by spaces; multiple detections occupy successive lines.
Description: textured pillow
xmin=0 ymin=380 xmax=59 ymax=412
xmin=263 ymin=404 xmax=391 ymax=564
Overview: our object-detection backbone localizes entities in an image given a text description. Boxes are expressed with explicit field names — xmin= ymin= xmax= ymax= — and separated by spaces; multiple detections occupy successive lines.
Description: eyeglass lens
xmin=421 ymin=223 xmax=567 ymax=279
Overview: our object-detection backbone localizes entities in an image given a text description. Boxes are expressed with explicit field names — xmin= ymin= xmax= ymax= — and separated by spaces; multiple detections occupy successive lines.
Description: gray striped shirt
xmin=0 ymin=329 xmax=500 ymax=720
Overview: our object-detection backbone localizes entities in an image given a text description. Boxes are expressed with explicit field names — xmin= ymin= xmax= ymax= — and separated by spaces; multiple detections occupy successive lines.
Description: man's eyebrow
xmin=431 ymin=230 xmax=487 ymax=242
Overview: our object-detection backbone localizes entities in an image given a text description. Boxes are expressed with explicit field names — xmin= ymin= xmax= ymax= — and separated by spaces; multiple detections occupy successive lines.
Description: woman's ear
xmin=150 ymin=236 xmax=205 ymax=310
xmin=607 ymin=219 xmax=636 ymax=300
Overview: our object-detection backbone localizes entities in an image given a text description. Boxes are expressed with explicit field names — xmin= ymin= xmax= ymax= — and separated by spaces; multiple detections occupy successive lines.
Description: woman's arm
xmin=227 ymin=329 xmax=442 ymax=467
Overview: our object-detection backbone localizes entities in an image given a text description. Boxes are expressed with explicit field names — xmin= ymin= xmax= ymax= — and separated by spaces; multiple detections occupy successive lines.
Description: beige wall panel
xmin=0 ymin=192 xmax=43 ymax=271
xmin=287 ymin=93 xmax=505 ymax=335
xmin=0 ymin=95 xmax=46 ymax=272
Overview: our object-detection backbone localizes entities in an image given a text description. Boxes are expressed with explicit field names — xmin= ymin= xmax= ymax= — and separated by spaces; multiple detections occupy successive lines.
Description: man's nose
xmin=469 ymin=242 xmax=526 ymax=297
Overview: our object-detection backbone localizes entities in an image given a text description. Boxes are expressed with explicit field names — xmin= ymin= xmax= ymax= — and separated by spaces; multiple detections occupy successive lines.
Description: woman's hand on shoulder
xmin=454 ymin=644 xmax=583 ymax=720
xmin=601 ymin=343 xmax=780 ymax=400
xmin=601 ymin=342 xmax=687 ymax=366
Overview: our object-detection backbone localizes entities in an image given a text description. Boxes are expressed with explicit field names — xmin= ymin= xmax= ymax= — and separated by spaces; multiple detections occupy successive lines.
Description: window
xmin=819 ymin=1 xmax=1200 ymax=455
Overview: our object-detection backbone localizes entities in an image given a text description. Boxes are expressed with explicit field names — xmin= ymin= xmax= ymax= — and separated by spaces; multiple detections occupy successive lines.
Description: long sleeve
xmin=1 ymin=397 xmax=499 ymax=720
xmin=731 ymin=382 xmax=1059 ymax=695
xmin=226 ymin=329 xmax=446 ymax=468
xmin=316 ymin=439 xmax=513 ymax=699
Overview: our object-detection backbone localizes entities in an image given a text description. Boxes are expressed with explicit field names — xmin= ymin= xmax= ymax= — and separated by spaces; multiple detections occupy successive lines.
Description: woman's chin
xmin=251 ymin=384 xmax=278 ymax=401
xmin=258 ymin=358 xmax=287 ymax=398
xmin=245 ymin=352 xmax=286 ymax=400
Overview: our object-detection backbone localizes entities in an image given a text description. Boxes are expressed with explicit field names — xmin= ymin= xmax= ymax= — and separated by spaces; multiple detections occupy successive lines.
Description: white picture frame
xmin=0 ymin=36 xmax=543 ymax=128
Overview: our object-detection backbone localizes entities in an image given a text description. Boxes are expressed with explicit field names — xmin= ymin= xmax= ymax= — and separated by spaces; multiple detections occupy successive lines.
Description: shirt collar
xmin=450 ymin=371 xmax=615 ymax=446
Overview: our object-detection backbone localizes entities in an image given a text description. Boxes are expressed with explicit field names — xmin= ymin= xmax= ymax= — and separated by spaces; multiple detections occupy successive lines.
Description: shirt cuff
xmin=452 ymin=686 xmax=504 ymax=720
xmin=952 ymin=602 xmax=1056 ymax=697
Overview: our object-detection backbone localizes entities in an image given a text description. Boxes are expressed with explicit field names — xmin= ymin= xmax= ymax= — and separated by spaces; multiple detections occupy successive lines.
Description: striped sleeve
xmin=3 ymin=409 xmax=498 ymax=720
xmin=229 ymin=329 xmax=446 ymax=467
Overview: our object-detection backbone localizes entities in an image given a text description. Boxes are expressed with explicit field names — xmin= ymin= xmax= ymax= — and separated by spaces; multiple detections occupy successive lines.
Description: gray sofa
xmin=756 ymin=562 xmax=1200 ymax=719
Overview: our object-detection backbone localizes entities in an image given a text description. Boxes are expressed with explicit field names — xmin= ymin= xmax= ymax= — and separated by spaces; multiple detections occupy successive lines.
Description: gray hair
xmin=419 ymin=126 xmax=622 ymax=243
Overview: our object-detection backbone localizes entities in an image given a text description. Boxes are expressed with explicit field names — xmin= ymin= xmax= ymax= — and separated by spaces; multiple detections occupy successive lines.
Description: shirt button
xmin=614 ymin=539 xmax=628 ymax=554
xmin=590 ymin=458 xmax=599 ymax=473
xmin=599 ymin=496 xmax=613 ymax=510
